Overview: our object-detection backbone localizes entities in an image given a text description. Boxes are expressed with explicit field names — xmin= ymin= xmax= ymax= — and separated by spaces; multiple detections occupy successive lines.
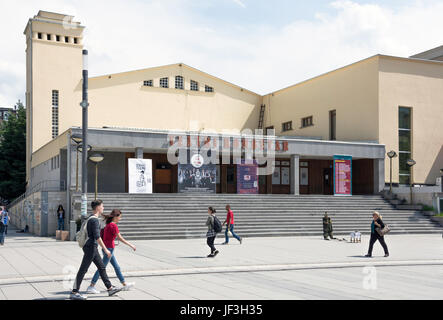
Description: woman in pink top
xmin=87 ymin=209 xmax=136 ymax=294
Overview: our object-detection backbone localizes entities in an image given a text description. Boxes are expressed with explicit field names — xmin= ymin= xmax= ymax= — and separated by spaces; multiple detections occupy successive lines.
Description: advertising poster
xmin=237 ymin=160 xmax=258 ymax=194
xmin=128 ymin=158 xmax=153 ymax=194
xmin=178 ymin=153 xmax=216 ymax=193
xmin=333 ymin=155 xmax=352 ymax=196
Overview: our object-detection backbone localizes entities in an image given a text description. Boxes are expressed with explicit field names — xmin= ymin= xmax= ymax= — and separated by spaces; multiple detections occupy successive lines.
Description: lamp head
xmin=387 ymin=150 xmax=397 ymax=159
xmin=71 ymin=134 xmax=83 ymax=144
xmin=77 ymin=144 xmax=92 ymax=153
xmin=406 ymin=159 xmax=416 ymax=167
xmin=88 ymin=153 xmax=104 ymax=163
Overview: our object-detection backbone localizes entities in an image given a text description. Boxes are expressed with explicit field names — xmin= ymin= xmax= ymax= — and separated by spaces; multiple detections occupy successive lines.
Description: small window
xmin=175 ymin=76 xmax=184 ymax=90
xmin=74 ymin=38 xmax=78 ymax=44
xmin=38 ymin=33 xmax=42 ymax=39
xmin=143 ymin=80 xmax=153 ymax=87
xmin=56 ymin=35 xmax=61 ymax=42
xmin=301 ymin=116 xmax=313 ymax=128
xmin=190 ymin=80 xmax=199 ymax=91
xmin=205 ymin=85 xmax=214 ymax=93
xmin=160 ymin=77 xmax=169 ymax=88
xmin=65 ymin=36 xmax=69 ymax=43
xmin=47 ymin=34 xmax=52 ymax=41
xmin=282 ymin=121 xmax=293 ymax=132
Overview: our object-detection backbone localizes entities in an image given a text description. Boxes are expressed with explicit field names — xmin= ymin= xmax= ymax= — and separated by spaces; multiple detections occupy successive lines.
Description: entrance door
xmin=227 ymin=165 xmax=237 ymax=193
xmin=258 ymin=174 xmax=267 ymax=194
xmin=323 ymin=168 xmax=333 ymax=195
xmin=155 ymin=163 xmax=172 ymax=193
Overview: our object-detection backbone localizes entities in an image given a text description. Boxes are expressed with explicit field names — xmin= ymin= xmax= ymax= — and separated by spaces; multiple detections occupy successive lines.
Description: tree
xmin=0 ymin=100 xmax=26 ymax=202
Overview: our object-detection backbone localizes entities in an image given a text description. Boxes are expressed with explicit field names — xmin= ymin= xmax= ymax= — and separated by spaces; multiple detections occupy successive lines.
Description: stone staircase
xmin=87 ymin=193 xmax=443 ymax=240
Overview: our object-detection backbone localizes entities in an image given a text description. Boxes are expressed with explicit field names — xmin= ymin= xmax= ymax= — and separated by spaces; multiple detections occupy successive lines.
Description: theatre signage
xmin=333 ymin=155 xmax=352 ymax=196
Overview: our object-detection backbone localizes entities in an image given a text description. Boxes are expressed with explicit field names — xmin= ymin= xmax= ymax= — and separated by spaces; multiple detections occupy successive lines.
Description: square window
xmin=160 ymin=78 xmax=169 ymax=88
xmin=175 ymin=76 xmax=184 ymax=90
xmin=190 ymin=80 xmax=199 ymax=91
xmin=143 ymin=80 xmax=153 ymax=87
xmin=301 ymin=116 xmax=313 ymax=128
xmin=205 ymin=85 xmax=214 ymax=93
xmin=282 ymin=121 xmax=293 ymax=132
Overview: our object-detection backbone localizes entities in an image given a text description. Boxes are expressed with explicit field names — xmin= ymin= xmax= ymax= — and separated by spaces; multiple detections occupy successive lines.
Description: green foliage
xmin=0 ymin=101 xmax=26 ymax=202
xmin=422 ymin=205 xmax=435 ymax=212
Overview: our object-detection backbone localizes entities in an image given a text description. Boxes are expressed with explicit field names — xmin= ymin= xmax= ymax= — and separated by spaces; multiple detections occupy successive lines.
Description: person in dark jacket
xmin=56 ymin=205 xmax=65 ymax=231
xmin=365 ymin=211 xmax=389 ymax=258
xmin=205 ymin=207 xmax=219 ymax=258
xmin=322 ymin=212 xmax=335 ymax=240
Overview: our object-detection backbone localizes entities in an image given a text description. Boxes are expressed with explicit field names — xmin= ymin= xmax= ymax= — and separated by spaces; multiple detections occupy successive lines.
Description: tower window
xmin=143 ymin=80 xmax=153 ymax=87
xmin=47 ymin=34 xmax=51 ymax=40
xmin=175 ymin=76 xmax=184 ymax=90
xmin=38 ymin=33 xmax=42 ymax=39
xmin=52 ymin=90 xmax=59 ymax=139
xmin=190 ymin=80 xmax=199 ymax=91
xmin=64 ymin=36 xmax=69 ymax=43
xmin=56 ymin=35 xmax=61 ymax=42
xmin=160 ymin=77 xmax=169 ymax=88
xmin=205 ymin=85 xmax=214 ymax=93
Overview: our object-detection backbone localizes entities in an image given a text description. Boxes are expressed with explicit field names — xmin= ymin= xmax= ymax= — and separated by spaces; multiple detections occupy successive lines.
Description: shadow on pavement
xmin=178 ymin=256 xmax=207 ymax=259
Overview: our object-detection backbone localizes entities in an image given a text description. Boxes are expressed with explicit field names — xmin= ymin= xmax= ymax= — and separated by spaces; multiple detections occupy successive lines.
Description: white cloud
xmin=232 ymin=0 xmax=246 ymax=8
xmin=0 ymin=0 xmax=443 ymax=105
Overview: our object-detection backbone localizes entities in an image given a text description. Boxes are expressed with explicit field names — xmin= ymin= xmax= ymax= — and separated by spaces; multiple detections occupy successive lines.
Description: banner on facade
xmin=178 ymin=153 xmax=216 ymax=193
xmin=128 ymin=158 xmax=153 ymax=194
xmin=333 ymin=155 xmax=352 ymax=196
xmin=237 ymin=160 xmax=258 ymax=194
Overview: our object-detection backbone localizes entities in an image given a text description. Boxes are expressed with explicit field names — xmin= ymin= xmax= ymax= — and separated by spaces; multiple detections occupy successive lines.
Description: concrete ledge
xmin=431 ymin=216 xmax=443 ymax=227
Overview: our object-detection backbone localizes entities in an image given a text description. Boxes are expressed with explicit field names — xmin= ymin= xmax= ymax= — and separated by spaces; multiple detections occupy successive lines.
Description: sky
xmin=1 ymin=0 xmax=443 ymax=106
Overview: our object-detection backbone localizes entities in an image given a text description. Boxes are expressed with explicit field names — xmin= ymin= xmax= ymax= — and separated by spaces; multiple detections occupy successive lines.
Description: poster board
xmin=237 ymin=160 xmax=258 ymax=194
xmin=128 ymin=158 xmax=153 ymax=194
xmin=333 ymin=155 xmax=352 ymax=196
xmin=178 ymin=153 xmax=216 ymax=193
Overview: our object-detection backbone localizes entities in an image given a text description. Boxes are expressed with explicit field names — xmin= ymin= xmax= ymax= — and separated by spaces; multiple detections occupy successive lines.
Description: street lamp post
xmin=80 ymin=49 xmax=89 ymax=217
xmin=88 ymin=153 xmax=104 ymax=200
xmin=387 ymin=151 xmax=397 ymax=194
xmin=71 ymin=134 xmax=83 ymax=192
xmin=406 ymin=159 xmax=416 ymax=205
xmin=440 ymin=169 xmax=443 ymax=193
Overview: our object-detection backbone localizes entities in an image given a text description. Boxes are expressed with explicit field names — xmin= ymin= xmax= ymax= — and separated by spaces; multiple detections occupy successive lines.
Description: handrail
xmin=7 ymin=180 xmax=66 ymax=209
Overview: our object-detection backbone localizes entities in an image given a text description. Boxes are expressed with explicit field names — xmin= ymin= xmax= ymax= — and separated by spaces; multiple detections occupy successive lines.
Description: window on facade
xmin=56 ymin=35 xmax=61 ymax=42
xmin=65 ymin=36 xmax=69 ymax=43
xmin=301 ymin=116 xmax=313 ymax=128
xmin=329 ymin=110 xmax=336 ymax=140
xmin=190 ymin=80 xmax=199 ymax=91
xmin=175 ymin=76 xmax=184 ymax=90
xmin=74 ymin=38 xmax=78 ymax=44
xmin=143 ymin=80 xmax=153 ymax=87
xmin=205 ymin=85 xmax=214 ymax=93
xmin=160 ymin=77 xmax=169 ymax=88
xmin=282 ymin=121 xmax=293 ymax=132
xmin=398 ymin=107 xmax=412 ymax=185
xmin=47 ymin=34 xmax=52 ymax=41
xmin=266 ymin=126 xmax=275 ymax=135
xmin=52 ymin=90 xmax=59 ymax=139
xmin=38 ymin=33 xmax=42 ymax=39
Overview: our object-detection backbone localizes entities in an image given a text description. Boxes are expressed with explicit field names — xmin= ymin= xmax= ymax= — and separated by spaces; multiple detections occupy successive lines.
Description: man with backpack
xmin=70 ymin=199 xmax=123 ymax=300
xmin=206 ymin=207 xmax=222 ymax=258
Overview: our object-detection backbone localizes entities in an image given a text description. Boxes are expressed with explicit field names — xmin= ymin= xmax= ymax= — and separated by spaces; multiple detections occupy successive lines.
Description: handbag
xmin=376 ymin=225 xmax=390 ymax=236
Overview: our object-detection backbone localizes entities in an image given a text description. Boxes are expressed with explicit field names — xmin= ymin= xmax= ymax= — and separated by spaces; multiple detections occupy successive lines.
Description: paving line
xmin=1 ymin=259 xmax=442 ymax=286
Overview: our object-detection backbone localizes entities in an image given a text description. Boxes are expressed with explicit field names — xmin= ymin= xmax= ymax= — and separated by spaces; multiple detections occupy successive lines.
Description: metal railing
xmin=7 ymin=180 xmax=66 ymax=209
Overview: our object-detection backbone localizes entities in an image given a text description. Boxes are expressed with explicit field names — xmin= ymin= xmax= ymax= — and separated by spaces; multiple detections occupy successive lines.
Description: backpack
xmin=213 ymin=216 xmax=222 ymax=233
xmin=76 ymin=215 xmax=98 ymax=248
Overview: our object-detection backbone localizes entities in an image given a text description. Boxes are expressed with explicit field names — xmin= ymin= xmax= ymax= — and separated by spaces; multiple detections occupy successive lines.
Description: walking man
xmin=222 ymin=204 xmax=242 ymax=245
xmin=1 ymin=206 xmax=8 ymax=235
xmin=70 ymin=200 xmax=123 ymax=300
xmin=323 ymin=212 xmax=335 ymax=240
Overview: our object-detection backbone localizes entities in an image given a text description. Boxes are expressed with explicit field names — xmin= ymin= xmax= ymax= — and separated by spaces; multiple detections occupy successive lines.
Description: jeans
xmin=72 ymin=244 xmax=112 ymax=292
xmin=3 ymin=225 xmax=7 ymax=235
xmin=225 ymin=224 xmax=241 ymax=243
xmin=91 ymin=248 xmax=125 ymax=285
xmin=367 ymin=233 xmax=389 ymax=255
xmin=0 ymin=231 xmax=4 ymax=244
xmin=207 ymin=236 xmax=216 ymax=253
xmin=58 ymin=218 xmax=64 ymax=231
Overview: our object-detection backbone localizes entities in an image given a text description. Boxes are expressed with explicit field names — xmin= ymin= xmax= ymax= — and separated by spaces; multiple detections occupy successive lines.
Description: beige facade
xmin=24 ymin=11 xmax=443 ymax=189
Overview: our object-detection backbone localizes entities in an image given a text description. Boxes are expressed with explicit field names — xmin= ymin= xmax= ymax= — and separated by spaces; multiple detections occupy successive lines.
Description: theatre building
xmin=22 ymin=11 xmax=443 ymax=204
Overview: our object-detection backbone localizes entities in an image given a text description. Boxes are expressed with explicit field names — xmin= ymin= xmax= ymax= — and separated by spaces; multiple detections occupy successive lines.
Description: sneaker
xmin=207 ymin=253 xmax=214 ymax=258
xmin=69 ymin=292 xmax=88 ymax=300
xmin=365 ymin=254 xmax=372 ymax=257
xmin=221 ymin=242 xmax=228 ymax=245
xmin=86 ymin=286 xmax=100 ymax=294
xmin=239 ymin=238 xmax=242 ymax=244
xmin=213 ymin=250 xmax=219 ymax=257
xmin=122 ymin=283 xmax=135 ymax=291
xmin=384 ymin=254 xmax=389 ymax=258
xmin=107 ymin=286 xmax=123 ymax=297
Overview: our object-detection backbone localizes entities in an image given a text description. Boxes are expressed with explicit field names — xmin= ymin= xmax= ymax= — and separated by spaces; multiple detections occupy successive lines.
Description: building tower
xmin=24 ymin=11 xmax=84 ymax=188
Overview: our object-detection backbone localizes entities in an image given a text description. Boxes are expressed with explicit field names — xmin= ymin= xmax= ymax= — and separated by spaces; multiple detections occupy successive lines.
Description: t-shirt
xmin=226 ymin=210 xmax=235 ymax=225
xmin=103 ymin=222 xmax=119 ymax=249
xmin=1 ymin=211 xmax=8 ymax=225
xmin=85 ymin=216 xmax=100 ymax=247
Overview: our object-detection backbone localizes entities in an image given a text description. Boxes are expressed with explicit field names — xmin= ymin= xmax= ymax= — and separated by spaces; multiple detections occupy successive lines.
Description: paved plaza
xmin=0 ymin=225 xmax=442 ymax=300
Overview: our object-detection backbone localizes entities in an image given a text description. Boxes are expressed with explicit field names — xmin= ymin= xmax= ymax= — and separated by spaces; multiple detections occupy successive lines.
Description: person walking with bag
xmin=70 ymin=200 xmax=123 ymax=300
xmin=222 ymin=204 xmax=242 ymax=245
xmin=87 ymin=209 xmax=136 ymax=294
xmin=1 ymin=206 xmax=9 ymax=235
xmin=365 ymin=211 xmax=389 ymax=258
xmin=206 ymin=207 xmax=220 ymax=258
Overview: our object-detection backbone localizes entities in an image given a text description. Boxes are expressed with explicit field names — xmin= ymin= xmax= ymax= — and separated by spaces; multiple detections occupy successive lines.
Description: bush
xmin=422 ymin=205 xmax=435 ymax=212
